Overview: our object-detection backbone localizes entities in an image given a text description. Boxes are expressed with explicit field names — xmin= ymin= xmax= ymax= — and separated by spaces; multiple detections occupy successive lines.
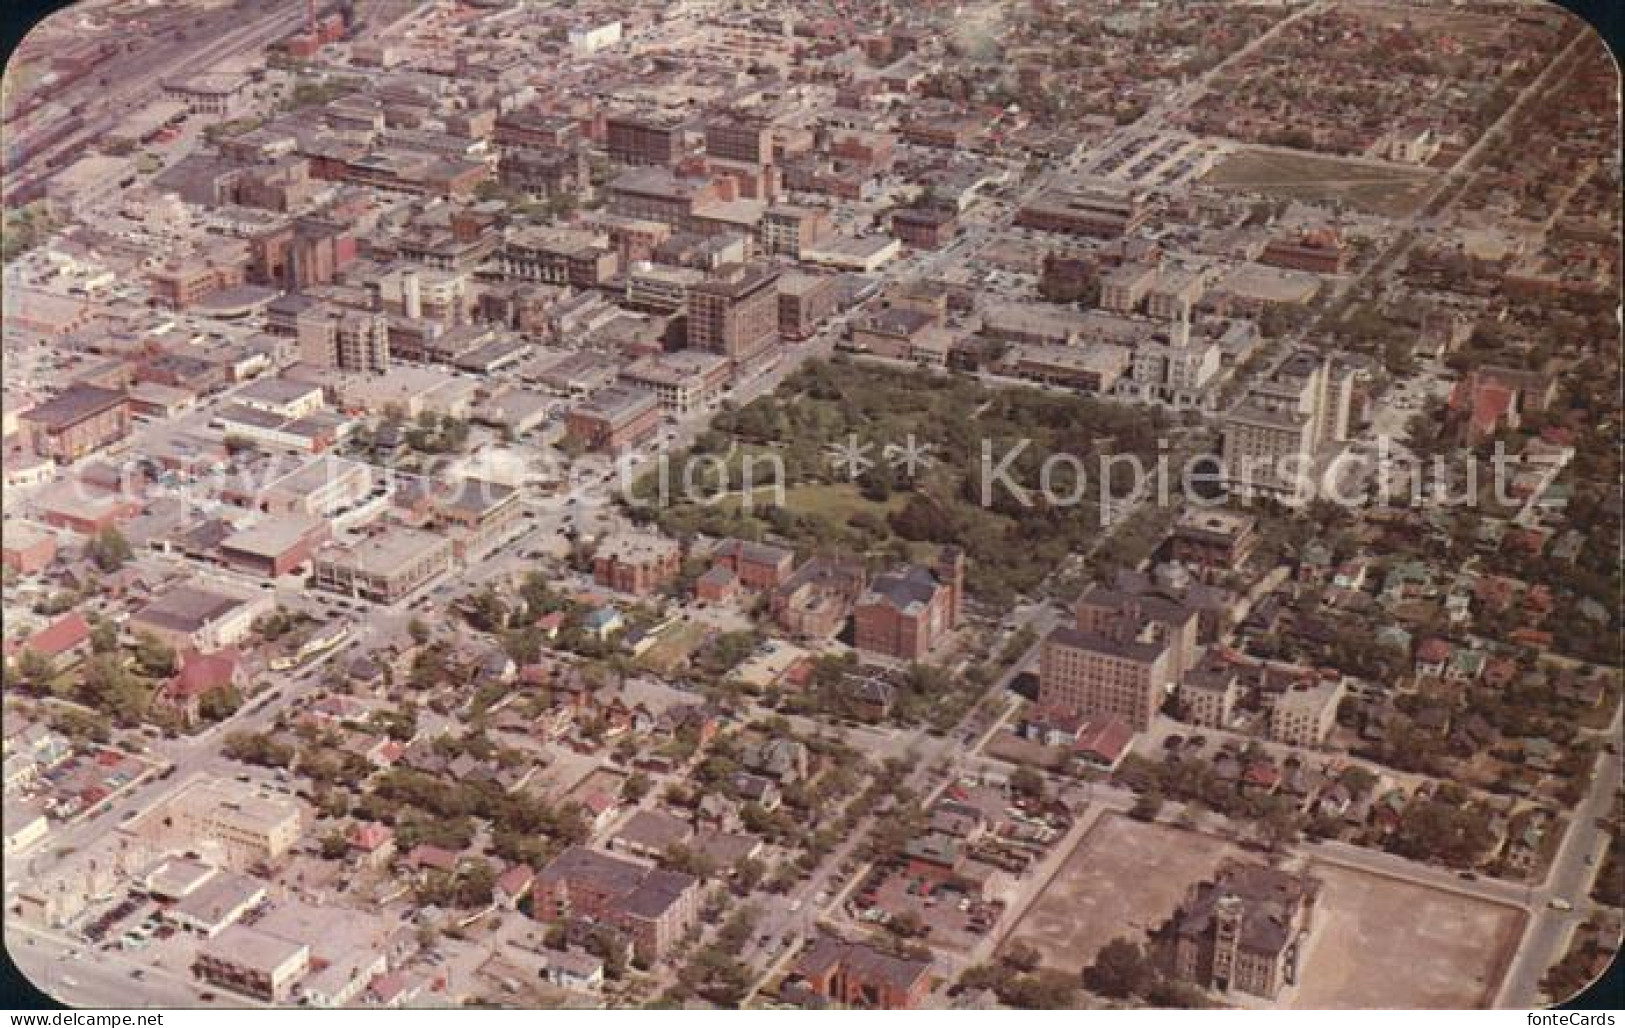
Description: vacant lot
xmin=999 ymin=814 xmax=1242 ymax=975
xmin=638 ymin=619 xmax=710 ymax=675
xmin=1206 ymin=148 xmax=1437 ymax=219
xmin=1289 ymin=861 xmax=1524 ymax=1009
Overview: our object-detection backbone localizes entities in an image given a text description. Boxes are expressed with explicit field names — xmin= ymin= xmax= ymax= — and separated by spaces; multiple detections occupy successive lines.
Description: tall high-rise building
xmin=1220 ymin=348 xmax=1354 ymax=501
xmin=297 ymin=307 xmax=391 ymax=374
xmin=687 ymin=263 xmax=780 ymax=361
xmin=1037 ymin=584 xmax=1199 ymax=731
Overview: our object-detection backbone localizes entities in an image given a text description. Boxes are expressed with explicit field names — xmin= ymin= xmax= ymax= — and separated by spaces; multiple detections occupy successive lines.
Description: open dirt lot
xmin=1288 ymin=861 xmax=1525 ymax=1009
xmin=998 ymin=813 xmax=1243 ymax=975
xmin=1205 ymin=148 xmax=1436 ymax=219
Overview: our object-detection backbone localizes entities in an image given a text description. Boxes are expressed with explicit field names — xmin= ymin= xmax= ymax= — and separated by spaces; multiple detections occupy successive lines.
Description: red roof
xmin=349 ymin=822 xmax=394 ymax=852
xmin=579 ymin=789 xmax=617 ymax=816
xmin=24 ymin=612 xmax=90 ymax=658
xmin=1243 ymin=761 xmax=1280 ymax=788
xmin=1073 ymin=716 xmax=1134 ymax=764
xmin=406 ymin=843 xmax=458 ymax=872
xmin=495 ymin=864 xmax=534 ymax=899
xmin=1416 ymin=637 xmax=1452 ymax=663
xmin=165 ymin=647 xmax=242 ymax=701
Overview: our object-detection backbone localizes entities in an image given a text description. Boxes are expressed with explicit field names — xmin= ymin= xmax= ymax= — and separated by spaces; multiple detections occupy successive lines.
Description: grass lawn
xmin=638 ymin=620 xmax=710 ymax=675
xmin=1205 ymin=147 xmax=1437 ymax=219
xmin=714 ymin=482 xmax=909 ymax=522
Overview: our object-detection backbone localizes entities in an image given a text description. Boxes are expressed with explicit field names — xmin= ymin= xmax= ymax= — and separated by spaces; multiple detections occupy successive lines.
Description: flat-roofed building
xmin=193 ymin=925 xmax=309 ymax=1002
xmin=760 ymin=204 xmax=832 ymax=258
xmin=313 ymin=528 xmax=454 ymax=603
xmin=1100 ymin=262 xmax=1158 ymax=313
xmin=218 ymin=515 xmax=332 ymax=577
xmin=2 ymin=521 xmax=57 ymax=576
xmin=800 ymin=235 xmax=901 ymax=273
xmin=706 ymin=116 xmax=772 ymax=164
xmin=777 ymin=271 xmax=838 ymax=341
xmin=532 ymin=845 xmax=700 ymax=961
xmin=1267 ymin=677 xmax=1346 ymax=748
xmin=501 ymin=226 xmax=619 ymax=289
xmin=125 ymin=775 xmax=303 ymax=872
xmin=624 ymin=262 xmax=705 ymax=315
xmin=231 ymin=378 xmax=325 ymax=420
xmin=1221 ymin=349 xmax=1354 ymax=500
xmin=1260 ymin=229 xmax=1347 ymax=276
xmin=891 ymin=206 xmax=958 ymax=249
xmin=19 ymin=385 xmax=131 ymax=463
xmin=167 ymin=871 xmax=268 ymax=938
xmin=618 ymin=351 xmax=731 ymax=414
xmin=687 ymin=263 xmax=780 ymax=361
xmin=1002 ymin=341 xmax=1130 ymax=394
xmin=295 ymin=307 xmax=390 ymax=374
xmin=606 ymin=111 xmax=685 ymax=167
xmin=127 ymin=584 xmax=271 ymax=653
xmin=1168 ymin=508 xmax=1259 ymax=573
xmin=1179 ymin=653 xmax=1239 ymax=730
xmin=256 ymin=456 xmax=376 ymax=518
xmin=1016 ymin=182 xmax=1147 ymax=238
xmin=499 ymin=147 xmax=589 ymax=198
xmin=565 ymin=387 xmax=661 ymax=454
xmin=1039 ymin=625 xmax=1171 ymax=733
xmin=535 ymin=351 xmax=620 ymax=398
xmin=161 ymin=72 xmax=252 ymax=116
xmin=593 ymin=531 xmax=681 ymax=595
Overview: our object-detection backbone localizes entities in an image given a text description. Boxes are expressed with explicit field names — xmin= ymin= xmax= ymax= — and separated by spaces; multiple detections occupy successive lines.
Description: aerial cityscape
xmin=0 ymin=0 xmax=1619 ymax=1011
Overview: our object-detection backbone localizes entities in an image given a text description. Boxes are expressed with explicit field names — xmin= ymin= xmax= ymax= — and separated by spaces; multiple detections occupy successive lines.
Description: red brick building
xmin=710 ymin=538 xmax=794 ymax=590
xmin=891 ymin=206 xmax=958 ymax=249
xmin=593 ymin=532 xmax=682 ymax=596
xmin=777 ymin=271 xmax=839 ymax=341
xmin=789 ymin=936 xmax=933 ymax=1009
xmin=606 ymin=112 xmax=685 ymax=166
xmin=19 ymin=385 xmax=131 ymax=463
xmin=531 ymin=846 xmax=700 ymax=961
xmin=564 ymin=387 xmax=661 ymax=454
xmin=852 ymin=547 xmax=964 ymax=662
xmin=687 ymin=263 xmax=781 ymax=361
xmin=1259 ymin=229 xmax=1347 ymax=275
xmin=1 ymin=523 xmax=56 ymax=576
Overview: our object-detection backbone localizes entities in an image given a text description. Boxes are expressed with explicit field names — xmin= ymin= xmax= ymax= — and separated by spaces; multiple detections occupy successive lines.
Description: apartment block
xmin=593 ymin=531 xmax=681 ymax=596
xmin=532 ymin=846 xmax=700 ymax=962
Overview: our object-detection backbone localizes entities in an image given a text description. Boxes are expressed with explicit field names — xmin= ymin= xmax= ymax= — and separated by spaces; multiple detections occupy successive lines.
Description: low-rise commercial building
xmin=19 ymin=385 xmax=131 ymax=463
xmin=312 ymin=528 xmax=454 ymax=603
xmin=618 ymin=351 xmax=731 ymax=415
xmin=565 ymin=387 xmax=661 ymax=454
